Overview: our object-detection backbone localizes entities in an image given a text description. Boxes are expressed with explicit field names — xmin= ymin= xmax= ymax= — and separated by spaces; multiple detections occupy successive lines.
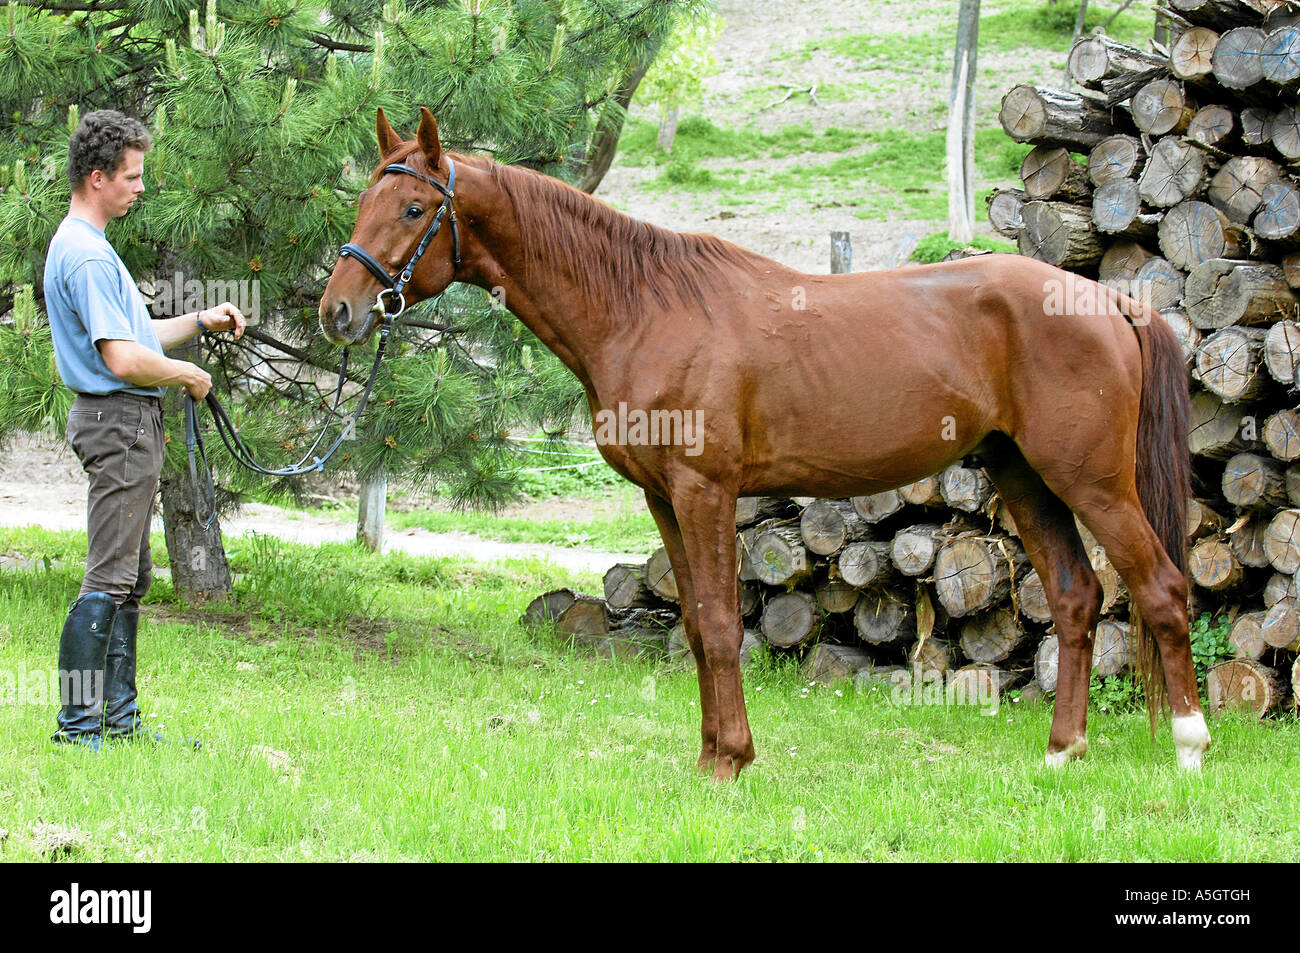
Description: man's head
xmin=67 ymin=110 xmax=152 ymax=217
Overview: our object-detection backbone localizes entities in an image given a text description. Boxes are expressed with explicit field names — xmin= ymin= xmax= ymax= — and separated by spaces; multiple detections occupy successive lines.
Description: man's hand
xmin=198 ymin=302 xmax=246 ymax=339
xmin=184 ymin=364 xmax=213 ymax=401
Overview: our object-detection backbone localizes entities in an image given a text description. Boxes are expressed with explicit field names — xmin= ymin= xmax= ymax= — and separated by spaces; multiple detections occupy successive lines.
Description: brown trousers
xmin=66 ymin=391 xmax=165 ymax=610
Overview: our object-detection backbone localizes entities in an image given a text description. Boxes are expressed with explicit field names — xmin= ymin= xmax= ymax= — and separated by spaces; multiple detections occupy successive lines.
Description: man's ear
xmin=376 ymin=107 xmax=404 ymax=158
xmin=417 ymin=107 xmax=442 ymax=167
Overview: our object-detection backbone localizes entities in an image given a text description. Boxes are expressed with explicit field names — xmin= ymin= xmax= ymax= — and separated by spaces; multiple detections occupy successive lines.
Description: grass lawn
xmin=2 ymin=526 xmax=1296 ymax=862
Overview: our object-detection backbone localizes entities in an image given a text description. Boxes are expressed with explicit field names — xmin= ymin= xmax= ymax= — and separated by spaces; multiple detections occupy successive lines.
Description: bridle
xmin=339 ymin=157 xmax=461 ymax=322
xmin=184 ymin=157 xmax=461 ymax=528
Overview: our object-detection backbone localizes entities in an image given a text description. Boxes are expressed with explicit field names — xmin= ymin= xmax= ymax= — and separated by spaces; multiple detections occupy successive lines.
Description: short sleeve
xmin=62 ymin=258 xmax=136 ymax=345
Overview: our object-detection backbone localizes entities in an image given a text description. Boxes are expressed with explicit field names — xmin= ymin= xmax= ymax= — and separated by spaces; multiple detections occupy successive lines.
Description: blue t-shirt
xmin=43 ymin=216 xmax=165 ymax=398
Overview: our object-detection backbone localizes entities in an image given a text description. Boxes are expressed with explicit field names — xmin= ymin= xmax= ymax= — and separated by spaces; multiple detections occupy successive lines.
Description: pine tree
xmin=0 ymin=0 xmax=705 ymax=596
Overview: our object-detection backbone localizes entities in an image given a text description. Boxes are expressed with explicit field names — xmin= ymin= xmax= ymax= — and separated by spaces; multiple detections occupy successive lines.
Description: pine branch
xmin=307 ymin=32 xmax=371 ymax=53
xmin=12 ymin=0 xmax=128 ymax=10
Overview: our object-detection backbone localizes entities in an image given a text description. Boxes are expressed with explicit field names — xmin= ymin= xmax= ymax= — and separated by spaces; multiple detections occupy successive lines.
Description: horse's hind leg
xmin=983 ymin=445 xmax=1102 ymax=764
xmin=1060 ymin=486 xmax=1210 ymax=769
xmin=643 ymin=490 xmax=720 ymax=773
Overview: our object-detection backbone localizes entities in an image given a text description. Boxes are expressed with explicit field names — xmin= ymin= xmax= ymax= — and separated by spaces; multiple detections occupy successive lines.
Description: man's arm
xmin=98 ymin=339 xmax=213 ymax=399
xmin=153 ymin=302 xmax=247 ymax=350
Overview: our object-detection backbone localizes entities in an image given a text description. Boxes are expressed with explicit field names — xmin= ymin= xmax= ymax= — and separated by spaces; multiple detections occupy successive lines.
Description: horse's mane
xmin=375 ymin=143 xmax=765 ymax=320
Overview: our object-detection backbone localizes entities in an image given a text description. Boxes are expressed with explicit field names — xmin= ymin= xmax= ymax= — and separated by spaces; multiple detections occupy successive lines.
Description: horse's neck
xmin=463 ymin=166 xmax=772 ymax=384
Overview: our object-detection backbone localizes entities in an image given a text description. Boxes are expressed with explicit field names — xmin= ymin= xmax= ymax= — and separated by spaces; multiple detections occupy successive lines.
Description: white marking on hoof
xmin=1044 ymin=737 xmax=1087 ymax=767
xmin=1173 ymin=713 xmax=1211 ymax=771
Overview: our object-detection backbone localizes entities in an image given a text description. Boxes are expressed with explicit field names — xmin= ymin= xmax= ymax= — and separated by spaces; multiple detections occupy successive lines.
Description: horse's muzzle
xmin=321 ymin=299 xmax=374 ymax=346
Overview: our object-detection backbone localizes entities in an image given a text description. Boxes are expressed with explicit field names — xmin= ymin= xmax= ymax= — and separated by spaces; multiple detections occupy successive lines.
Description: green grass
xmin=387 ymin=484 xmax=662 ymax=555
xmin=909 ymin=231 xmax=1018 ymax=263
xmin=796 ymin=0 xmax=1154 ymax=65
xmin=2 ymin=525 xmax=1298 ymax=861
xmin=623 ymin=119 xmax=1038 ymax=220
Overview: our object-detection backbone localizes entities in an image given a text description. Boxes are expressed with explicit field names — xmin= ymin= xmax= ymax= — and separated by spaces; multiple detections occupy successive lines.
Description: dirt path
xmin=0 ymin=433 xmax=647 ymax=576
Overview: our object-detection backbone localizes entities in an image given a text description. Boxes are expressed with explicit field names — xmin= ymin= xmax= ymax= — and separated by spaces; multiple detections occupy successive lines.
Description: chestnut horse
xmin=320 ymin=108 xmax=1211 ymax=780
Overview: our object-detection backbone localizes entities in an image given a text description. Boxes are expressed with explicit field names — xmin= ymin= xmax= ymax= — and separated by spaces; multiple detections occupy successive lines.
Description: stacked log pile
xmin=520 ymin=0 xmax=1300 ymax=717
xmin=521 ymin=476 xmax=1131 ymax=706
xmin=990 ymin=0 xmax=1300 ymax=715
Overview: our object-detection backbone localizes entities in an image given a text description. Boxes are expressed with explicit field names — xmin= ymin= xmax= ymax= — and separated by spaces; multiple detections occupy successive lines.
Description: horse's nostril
xmin=333 ymin=301 xmax=351 ymax=335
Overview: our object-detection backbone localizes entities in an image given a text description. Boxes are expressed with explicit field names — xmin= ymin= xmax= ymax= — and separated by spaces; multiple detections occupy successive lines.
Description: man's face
xmin=96 ymin=147 xmax=146 ymax=218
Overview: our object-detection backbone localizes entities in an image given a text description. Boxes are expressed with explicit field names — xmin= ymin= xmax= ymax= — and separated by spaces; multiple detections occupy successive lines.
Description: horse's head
xmin=319 ymin=107 xmax=460 ymax=346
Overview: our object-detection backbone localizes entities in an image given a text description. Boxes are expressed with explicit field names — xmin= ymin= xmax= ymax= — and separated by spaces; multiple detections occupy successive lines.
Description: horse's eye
xmin=404 ymin=205 xmax=424 ymax=219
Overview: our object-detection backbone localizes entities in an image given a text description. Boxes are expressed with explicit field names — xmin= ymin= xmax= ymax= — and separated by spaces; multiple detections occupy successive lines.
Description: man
xmin=44 ymin=109 xmax=246 ymax=751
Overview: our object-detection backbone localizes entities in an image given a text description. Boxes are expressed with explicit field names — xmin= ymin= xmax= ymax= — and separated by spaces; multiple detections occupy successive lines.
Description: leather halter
xmin=338 ymin=157 xmax=461 ymax=319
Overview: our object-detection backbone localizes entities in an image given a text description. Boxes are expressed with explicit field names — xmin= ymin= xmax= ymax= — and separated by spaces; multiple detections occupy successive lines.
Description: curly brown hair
xmin=67 ymin=109 xmax=152 ymax=191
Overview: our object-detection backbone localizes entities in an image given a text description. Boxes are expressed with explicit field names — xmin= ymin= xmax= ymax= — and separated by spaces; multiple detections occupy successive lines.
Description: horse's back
xmin=718 ymin=254 xmax=1144 ymax=496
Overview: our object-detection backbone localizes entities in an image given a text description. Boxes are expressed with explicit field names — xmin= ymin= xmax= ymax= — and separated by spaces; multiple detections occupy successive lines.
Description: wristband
xmin=195 ymin=314 xmax=207 ymax=334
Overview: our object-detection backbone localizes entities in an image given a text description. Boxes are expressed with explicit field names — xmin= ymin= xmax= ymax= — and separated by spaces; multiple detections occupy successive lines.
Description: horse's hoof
xmin=710 ymin=758 xmax=741 ymax=783
xmin=1173 ymin=713 xmax=1211 ymax=771
xmin=1044 ymin=737 xmax=1087 ymax=767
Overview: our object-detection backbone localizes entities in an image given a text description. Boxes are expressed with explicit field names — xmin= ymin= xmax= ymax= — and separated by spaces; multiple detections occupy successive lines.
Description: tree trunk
xmin=1264 ymin=319 xmax=1300 ymax=383
xmin=836 ymin=540 xmax=895 ymax=588
xmin=1206 ymin=657 xmax=1284 ymax=715
xmin=1158 ymin=200 xmax=1244 ymax=272
xmin=1139 ymin=137 xmax=1210 ymax=208
xmin=1172 ymin=26 xmax=1221 ymax=79
xmin=851 ymin=489 xmax=904 ymax=523
xmin=830 ymin=231 xmax=853 ymax=273
xmin=1092 ymin=618 xmax=1132 ymax=676
xmin=1132 ymin=256 xmax=1188 ymax=310
xmin=1018 ymin=200 xmax=1105 ymax=267
xmin=1093 ymin=178 xmax=1159 ymax=239
xmin=959 ymin=607 xmax=1026 ymax=664
xmin=934 ymin=536 xmax=1022 ymax=618
xmin=1187 ymin=104 xmax=1238 ymax=150
xmin=575 ymin=49 xmax=660 ymax=195
xmin=800 ymin=498 xmax=871 ymax=556
xmin=656 ymin=106 xmax=679 ymax=154
xmin=986 ymin=188 xmax=1026 ymax=237
xmin=1188 ymin=535 xmax=1244 ymax=589
xmin=1185 ymin=260 xmax=1299 ymax=329
xmin=939 ymin=462 xmax=994 ymax=513
xmin=1208 ymin=156 xmax=1283 ymax=225
xmin=356 ymin=468 xmax=386 ymax=552
xmin=1069 ymin=34 xmax=1167 ymax=87
xmin=1088 ymin=134 xmax=1146 ymax=186
xmin=999 ymin=85 xmax=1117 ymax=150
xmin=761 ymin=590 xmax=821 ymax=649
xmin=1212 ymin=25 xmax=1268 ymax=89
xmin=891 ymin=523 xmax=943 ymax=577
xmin=1222 ymin=451 xmax=1289 ymax=508
xmin=1021 ymin=146 xmax=1092 ymax=201
xmin=159 ymin=344 xmax=233 ymax=599
xmin=1132 ymin=78 xmax=1198 ymax=136
xmin=853 ymin=586 xmax=915 ymax=646
xmin=947 ymin=0 xmax=980 ymax=242
xmin=1196 ymin=326 xmax=1270 ymax=402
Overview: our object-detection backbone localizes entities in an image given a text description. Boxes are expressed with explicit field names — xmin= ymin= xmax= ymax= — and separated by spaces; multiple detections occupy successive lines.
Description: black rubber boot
xmin=51 ymin=592 xmax=117 ymax=752
xmin=104 ymin=608 xmax=201 ymax=749
xmin=104 ymin=606 xmax=143 ymax=739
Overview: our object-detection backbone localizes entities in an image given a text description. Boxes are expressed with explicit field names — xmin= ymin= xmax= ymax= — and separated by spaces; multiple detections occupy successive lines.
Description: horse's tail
xmin=1123 ymin=296 xmax=1192 ymax=735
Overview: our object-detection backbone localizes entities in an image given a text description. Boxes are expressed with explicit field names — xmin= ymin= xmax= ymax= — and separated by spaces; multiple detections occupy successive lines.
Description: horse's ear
xmin=417 ymin=107 xmax=443 ymax=167
xmin=376 ymin=107 xmax=403 ymax=158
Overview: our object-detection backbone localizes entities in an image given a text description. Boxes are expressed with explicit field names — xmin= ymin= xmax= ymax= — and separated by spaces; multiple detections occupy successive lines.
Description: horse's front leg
xmin=663 ymin=485 xmax=754 ymax=781
xmin=643 ymin=491 xmax=719 ymax=773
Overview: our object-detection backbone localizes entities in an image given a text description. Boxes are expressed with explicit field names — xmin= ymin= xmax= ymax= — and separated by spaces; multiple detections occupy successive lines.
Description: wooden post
xmin=947 ymin=0 xmax=980 ymax=242
xmin=357 ymin=469 xmax=387 ymax=552
xmin=830 ymin=231 xmax=852 ymax=273
xmin=657 ymin=106 xmax=680 ymax=154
